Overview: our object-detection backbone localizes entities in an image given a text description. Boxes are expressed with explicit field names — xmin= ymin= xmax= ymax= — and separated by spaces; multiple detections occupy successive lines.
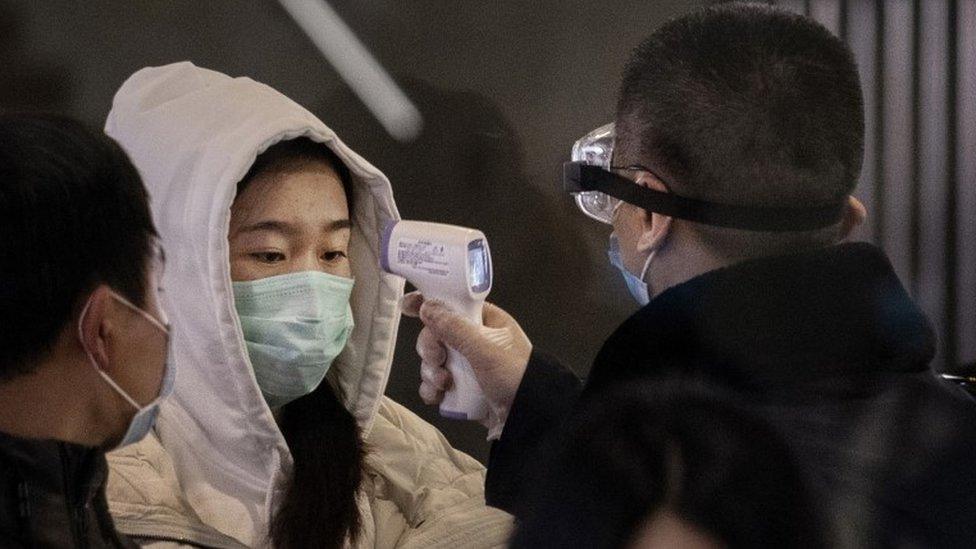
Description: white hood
xmin=105 ymin=62 xmax=405 ymax=546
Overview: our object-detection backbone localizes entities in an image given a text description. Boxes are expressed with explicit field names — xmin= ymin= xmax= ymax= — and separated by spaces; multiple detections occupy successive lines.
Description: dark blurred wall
xmin=0 ymin=0 xmax=694 ymax=461
xmin=777 ymin=0 xmax=976 ymax=373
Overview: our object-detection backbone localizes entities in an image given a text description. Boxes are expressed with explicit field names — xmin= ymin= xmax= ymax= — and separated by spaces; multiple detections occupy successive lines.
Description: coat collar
xmin=0 ymin=432 xmax=105 ymax=504
xmin=587 ymin=243 xmax=936 ymax=397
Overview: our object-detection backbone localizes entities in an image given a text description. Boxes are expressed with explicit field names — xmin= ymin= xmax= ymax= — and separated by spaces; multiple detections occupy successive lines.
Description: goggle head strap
xmin=563 ymin=162 xmax=848 ymax=232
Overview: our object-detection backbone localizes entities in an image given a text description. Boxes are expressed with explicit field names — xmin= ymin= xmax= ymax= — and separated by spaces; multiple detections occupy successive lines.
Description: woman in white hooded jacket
xmin=101 ymin=62 xmax=512 ymax=548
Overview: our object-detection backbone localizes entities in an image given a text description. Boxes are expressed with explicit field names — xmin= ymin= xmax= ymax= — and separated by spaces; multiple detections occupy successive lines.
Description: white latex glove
xmin=402 ymin=292 xmax=532 ymax=440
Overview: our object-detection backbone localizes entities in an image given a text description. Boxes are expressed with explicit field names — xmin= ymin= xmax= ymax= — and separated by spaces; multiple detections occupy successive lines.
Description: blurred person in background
xmin=406 ymin=3 xmax=976 ymax=546
xmin=0 ymin=113 xmax=169 ymax=548
xmin=511 ymin=381 xmax=826 ymax=549
xmin=102 ymin=62 xmax=511 ymax=549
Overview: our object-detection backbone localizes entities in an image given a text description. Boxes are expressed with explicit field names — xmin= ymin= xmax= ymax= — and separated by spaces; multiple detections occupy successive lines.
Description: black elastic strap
xmin=563 ymin=162 xmax=848 ymax=232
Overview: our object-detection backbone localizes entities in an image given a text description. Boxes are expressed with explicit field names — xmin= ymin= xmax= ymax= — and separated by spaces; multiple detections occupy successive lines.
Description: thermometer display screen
xmin=467 ymin=239 xmax=491 ymax=292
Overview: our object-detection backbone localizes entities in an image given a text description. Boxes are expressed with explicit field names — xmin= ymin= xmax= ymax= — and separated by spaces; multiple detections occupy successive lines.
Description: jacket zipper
xmin=59 ymin=443 xmax=89 ymax=548
xmin=16 ymin=480 xmax=31 ymax=540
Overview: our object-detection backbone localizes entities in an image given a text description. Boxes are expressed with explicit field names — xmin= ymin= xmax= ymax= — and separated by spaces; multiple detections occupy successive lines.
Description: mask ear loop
xmin=77 ymin=291 xmax=168 ymax=411
xmin=638 ymin=249 xmax=655 ymax=290
xmin=610 ymin=198 xmax=624 ymax=223
xmin=632 ymin=171 xmax=665 ymax=296
xmin=608 ymin=165 xmax=658 ymax=224
xmin=111 ymin=292 xmax=169 ymax=335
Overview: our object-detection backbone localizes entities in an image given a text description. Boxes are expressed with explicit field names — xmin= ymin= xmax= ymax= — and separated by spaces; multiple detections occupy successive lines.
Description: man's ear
xmin=839 ymin=196 xmax=867 ymax=240
xmin=635 ymin=175 xmax=672 ymax=254
xmin=78 ymin=285 xmax=116 ymax=371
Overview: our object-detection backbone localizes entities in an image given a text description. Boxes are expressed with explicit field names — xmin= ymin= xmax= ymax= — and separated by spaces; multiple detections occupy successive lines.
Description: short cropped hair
xmin=0 ymin=113 xmax=156 ymax=380
xmin=615 ymin=2 xmax=864 ymax=256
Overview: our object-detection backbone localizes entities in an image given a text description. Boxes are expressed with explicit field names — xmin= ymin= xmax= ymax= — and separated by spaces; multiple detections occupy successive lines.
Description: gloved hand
xmin=402 ymin=292 xmax=532 ymax=440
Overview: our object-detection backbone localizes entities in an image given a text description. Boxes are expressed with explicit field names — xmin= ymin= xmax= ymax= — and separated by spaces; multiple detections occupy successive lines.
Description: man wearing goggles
xmin=405 ymin=3 xmax=976 ymax=546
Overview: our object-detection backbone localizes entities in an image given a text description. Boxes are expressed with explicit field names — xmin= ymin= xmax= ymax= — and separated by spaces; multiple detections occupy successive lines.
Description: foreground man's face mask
xmin=608 ymin=233 xmax=653 ymax=306
xmin=233 ymin=271 xmax=355 ymax=409
xmin=79 ymin=290 xmax=173 ymax=449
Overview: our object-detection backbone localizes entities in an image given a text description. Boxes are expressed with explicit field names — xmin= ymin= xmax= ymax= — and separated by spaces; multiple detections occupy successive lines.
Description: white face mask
xmin=232 ymin=271 xmax=355 ymax=409
xmin=608 ymin=233 xmax=654 ymax=306
xmin=78 ymin=290 xmax=174 ymax=449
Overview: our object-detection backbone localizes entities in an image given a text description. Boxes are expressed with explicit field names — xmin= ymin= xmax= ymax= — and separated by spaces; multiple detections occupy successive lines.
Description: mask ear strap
xmin=77 ymin=293 xmax=100 ymax=361
xmin=77 ymin=292 xmax=143 ymax=410
xmin=633 ymin=171 xmax=653 ymax=188
xmin=92 ymin=363 xmax=143 ymax=411
xmin=110 ymin=291 xmax=169 ymax=335
xmin=638 ymin=249 xmax=656 ymax=296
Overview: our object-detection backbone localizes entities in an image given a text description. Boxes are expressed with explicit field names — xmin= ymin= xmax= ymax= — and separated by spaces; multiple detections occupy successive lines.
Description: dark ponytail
xmin=272 ymin=384 xmax=365 ymax=548
xmin=237 ymin=138 xmax=364 ymax=548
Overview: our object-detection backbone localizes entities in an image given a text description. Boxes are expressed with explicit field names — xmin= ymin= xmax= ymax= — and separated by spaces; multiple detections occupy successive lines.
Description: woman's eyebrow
xmin=324 ymin=219 xmax=352 ymax=232
xmin=237 ymin=219 xmax=301 ymax=237
xmin=236 ymin=219 xmax=351 ymax=236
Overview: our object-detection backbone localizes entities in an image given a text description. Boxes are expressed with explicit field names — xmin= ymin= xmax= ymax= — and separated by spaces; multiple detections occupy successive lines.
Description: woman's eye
xmin=251 ymin=251 xmax=285 ymax=263
xmin=322 ymin=251 xmax=347 ymax=262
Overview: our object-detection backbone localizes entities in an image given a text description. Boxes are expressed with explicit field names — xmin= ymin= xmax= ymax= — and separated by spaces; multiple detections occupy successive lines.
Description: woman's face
xmin=228 ymin=160 xmax=351 ymax=281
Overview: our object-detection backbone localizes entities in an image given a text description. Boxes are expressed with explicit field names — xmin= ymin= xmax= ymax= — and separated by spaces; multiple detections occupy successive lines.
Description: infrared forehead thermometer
xmin=380 ymin=220 xmax=492 ymax=421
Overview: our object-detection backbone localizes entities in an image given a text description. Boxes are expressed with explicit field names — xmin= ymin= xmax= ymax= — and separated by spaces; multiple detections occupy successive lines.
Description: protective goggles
xmin=563 ymin=123 xmax=848 ymax=232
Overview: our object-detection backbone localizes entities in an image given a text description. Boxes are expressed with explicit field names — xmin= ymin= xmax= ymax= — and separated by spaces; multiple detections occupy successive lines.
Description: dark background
xmin=2 ymin=0 xmax=973 ymax=462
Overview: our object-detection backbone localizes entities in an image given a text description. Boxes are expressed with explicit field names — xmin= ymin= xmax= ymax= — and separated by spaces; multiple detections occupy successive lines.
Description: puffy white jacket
xmin=102 ymin=62 xmax=512 ymax=548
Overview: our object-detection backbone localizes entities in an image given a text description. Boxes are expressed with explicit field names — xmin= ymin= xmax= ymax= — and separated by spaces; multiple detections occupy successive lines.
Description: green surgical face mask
xmin=233 ymin=271 xmax=355 ymax=409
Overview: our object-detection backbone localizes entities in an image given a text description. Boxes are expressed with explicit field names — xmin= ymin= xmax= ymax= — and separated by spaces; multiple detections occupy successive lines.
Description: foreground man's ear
xmin=839 ymin=195 xmax=867 ymax=240
xmin=636 ymin=175 xmax=672 ymax=254
xmin=78 ymin=285 xmax=115 ymax=371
